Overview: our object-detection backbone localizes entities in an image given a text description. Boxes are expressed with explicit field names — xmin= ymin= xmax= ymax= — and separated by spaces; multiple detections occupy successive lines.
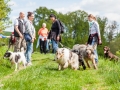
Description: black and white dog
xmin=3 ymin=48 xmax=27 ymax=71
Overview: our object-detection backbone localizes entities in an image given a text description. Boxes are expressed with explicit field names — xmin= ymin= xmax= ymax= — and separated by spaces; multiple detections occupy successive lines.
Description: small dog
xmin=3 ymin=48 xmax=27 ymax=71
xmin=55 ymin=48 xmax=79 ymax=70
xmin=72 ymin=44 xmax=97 ymax=69
xmin=103 ymin=46 xmax=119 ymax=61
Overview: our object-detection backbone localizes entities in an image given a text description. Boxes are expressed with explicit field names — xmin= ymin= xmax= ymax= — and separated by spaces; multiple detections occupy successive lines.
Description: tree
xmin=0 ymin=0 xmax=11 ymax=31
xmin=33 ymin=7 xmax=115 ymax=55
xmin=105 ymin=21 xmax=119 ymax=44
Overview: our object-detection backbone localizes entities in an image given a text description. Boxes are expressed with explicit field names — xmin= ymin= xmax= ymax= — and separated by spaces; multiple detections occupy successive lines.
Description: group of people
xmin=13 ymin=12 xmax=61 ymax=66
xmin=1 ymin=12 xmax=101 ymax=66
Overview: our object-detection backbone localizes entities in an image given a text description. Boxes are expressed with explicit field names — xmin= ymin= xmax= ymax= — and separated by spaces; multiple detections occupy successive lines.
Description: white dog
xmin=55 ymin=48 xmax=79 ymax=70
xmin=3 ymin=48 xmax=27 ymax=71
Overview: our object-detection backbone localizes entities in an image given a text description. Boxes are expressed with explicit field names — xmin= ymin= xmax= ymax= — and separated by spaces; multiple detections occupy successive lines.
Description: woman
xmin=87 ymin=14 xmax=102 ymax=64
xmin=38 ymin=23 xmax=48 ymax=54
xmin=49 ymin=14 xmax=61 ymax=53
xmin=24 ymin=12 xmax=36 ymax=66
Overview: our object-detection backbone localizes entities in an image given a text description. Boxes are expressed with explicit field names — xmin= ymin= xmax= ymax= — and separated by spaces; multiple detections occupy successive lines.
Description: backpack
xmin=57 ymin=20 xmax=64 ymax=34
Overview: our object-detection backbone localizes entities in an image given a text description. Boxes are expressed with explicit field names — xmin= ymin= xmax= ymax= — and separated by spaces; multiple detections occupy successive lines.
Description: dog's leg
xmin=63 ymin=62 xmax=68 ymax=69
xmin=15 ymin=63 xmax=18 ymax=71
xmin=58 ymin=64 xmax=62 ymax=70
xmin=79 ymin=59 xmax=86 ymax=70
xmin=85 ymin=60 xmax=91 ymax=68
xmin=92 ymin=59 xmax=97 ymax=69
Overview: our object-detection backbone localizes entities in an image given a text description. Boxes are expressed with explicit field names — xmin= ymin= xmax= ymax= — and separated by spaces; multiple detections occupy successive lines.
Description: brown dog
xmin=103 ymin=46 xmax=119 ymax=61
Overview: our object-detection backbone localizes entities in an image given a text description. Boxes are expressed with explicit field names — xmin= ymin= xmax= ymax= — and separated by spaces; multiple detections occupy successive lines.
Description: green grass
xmin=0 ymin=46 xmax=120 ymax=90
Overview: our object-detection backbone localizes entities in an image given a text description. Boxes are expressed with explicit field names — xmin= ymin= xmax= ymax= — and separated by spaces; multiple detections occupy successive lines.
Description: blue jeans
xmin=91 ymin=40 xmax=98 ymax=63
xmin=25 ymin=42 xmax=33 ymax=63
xmin=52 ymin=39 xmax=58 ymax=53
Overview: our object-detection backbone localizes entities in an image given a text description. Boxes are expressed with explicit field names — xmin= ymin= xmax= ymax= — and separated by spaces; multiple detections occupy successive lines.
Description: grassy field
xmin=0 ymin=46 xmax=120 ymax=90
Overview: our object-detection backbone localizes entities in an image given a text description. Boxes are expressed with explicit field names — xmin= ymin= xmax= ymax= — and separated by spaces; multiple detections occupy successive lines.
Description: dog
xmin=103 ymin=46 xmax=119 ymax=61
xmin=55 ymin=48 xmax=79 ymax=70
xmin=71 ymin=47 xmax=86 ymax=70
xmin=3 ymin=47 xmax=27 ymax=71
xmin=72 ymin=44 xmax=97 ymax=69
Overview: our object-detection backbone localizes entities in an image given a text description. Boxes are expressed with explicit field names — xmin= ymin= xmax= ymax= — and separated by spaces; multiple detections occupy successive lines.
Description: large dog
xmin=103 ymin=46 xmax=119 ymax=61
xmin=3 ymin=48 xmax=27 ymax=71
xmin=72 ymin=44 xmax=86 ymax=70
xmin=72 ymin=44 xmax=97 ymax=69
xmin=55 ymin=48 xmax=79 ymax=70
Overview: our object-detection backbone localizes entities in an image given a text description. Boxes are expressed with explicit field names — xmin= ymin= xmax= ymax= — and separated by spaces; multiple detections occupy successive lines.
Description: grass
xmin=0 ymin=46 xmax=120 ymax=90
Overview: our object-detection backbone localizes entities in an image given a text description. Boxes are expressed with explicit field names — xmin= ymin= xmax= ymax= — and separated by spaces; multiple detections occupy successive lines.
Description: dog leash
xmin=59 ymin=42 xmax=71 ymax=50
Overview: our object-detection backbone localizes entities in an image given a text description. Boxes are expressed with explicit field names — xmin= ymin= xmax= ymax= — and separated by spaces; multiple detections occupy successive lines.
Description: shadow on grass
xmin=45 ymin=67 xmax=58 ymax=71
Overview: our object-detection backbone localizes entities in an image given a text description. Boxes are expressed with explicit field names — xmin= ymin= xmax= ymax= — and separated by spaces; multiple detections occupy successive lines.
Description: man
xmin=14 ymin=12 xmax=26 ymax=52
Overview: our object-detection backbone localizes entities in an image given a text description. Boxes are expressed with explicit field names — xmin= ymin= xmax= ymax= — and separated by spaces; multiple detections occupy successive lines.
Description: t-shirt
xmin=38 ymin=28 xmax=48 ymax=37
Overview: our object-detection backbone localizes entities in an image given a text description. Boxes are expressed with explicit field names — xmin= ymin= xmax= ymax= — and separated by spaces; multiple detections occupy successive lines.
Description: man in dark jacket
xmin=49 ymin=14 xmax=61 ymax=53
xmin=14 ymin=12 xmax=26 ymax=52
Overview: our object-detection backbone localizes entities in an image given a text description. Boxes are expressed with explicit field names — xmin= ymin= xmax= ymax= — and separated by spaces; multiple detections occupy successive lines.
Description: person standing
xmin=49 ymin=14 xmax=61 ymax=53
xmin=14 ymin=12 xmax=26 ymax=52
xmin=87 ymin=14 xmax=102 ymax=64
xmin=38 ymin=23 xmax=48 ymax=54
xmin=24 ymin=12 xmax=36 ymax=66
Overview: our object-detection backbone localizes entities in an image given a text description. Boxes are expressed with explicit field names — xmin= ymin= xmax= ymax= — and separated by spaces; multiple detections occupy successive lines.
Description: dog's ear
xmin=15 ymin=55 xmax=18 ymax=62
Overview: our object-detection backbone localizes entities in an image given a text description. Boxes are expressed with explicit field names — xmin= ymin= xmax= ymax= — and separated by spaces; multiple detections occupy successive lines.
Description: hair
xmin=27 ymin=12 xmax=33 ymax=19
xmin=42 ymin=23 xmax=46 ymax=27
xmin=49 ymin=14 xmax=56 ymax=19
xmin=88 ymin=14 xmax=96 ymax=21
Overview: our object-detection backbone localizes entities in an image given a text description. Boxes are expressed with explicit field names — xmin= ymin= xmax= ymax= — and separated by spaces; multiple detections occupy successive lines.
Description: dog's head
xmin=103 ymin=46 xmax=110 ymax=54
xmin=56 ymin=48 xmax=64 ymax=60
xmin=86 ymin=45 xmax=94 ymax=58
xmin=3 ymin=51 xmax=12 ymax=59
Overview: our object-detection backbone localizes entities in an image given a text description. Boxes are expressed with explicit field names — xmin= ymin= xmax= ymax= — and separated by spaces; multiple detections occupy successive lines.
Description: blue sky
xmin=6 ymin=0 xmax=120 ymax=32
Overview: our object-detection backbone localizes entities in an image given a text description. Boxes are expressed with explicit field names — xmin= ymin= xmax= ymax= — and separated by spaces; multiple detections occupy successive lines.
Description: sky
xmin=6 ymin=0 xmax=120 ymax=32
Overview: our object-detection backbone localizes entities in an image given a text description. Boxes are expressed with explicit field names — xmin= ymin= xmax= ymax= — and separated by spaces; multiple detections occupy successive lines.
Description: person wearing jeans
xmin=49 ymin=14 xmax=61 ymax=53
xmin=87 ymin=14 xmax=102 ymax=64
xmin=24 ymin=12 xmax=36 ymax=66
xmin=25 ymin=42 xmax=33 ymax=63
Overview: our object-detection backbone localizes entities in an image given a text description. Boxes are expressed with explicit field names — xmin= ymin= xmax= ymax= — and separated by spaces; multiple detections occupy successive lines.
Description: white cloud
xmin=26 ymin=1 xmax=36 ymax=7
xmin=8 ymin=0 xmax=17 ymax=7
xmin=55 ymin=0 xmax=120 ymax=23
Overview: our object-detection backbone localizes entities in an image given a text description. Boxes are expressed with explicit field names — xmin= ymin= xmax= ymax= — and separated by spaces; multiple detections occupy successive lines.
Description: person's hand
xmin=19 ymin=33 xmax=23 ymax=39
xmin=31 ymin=38 xmax=34 ymax=43
xmin=99 ymin=39 xmax=102 ymax=45
xmin=0 ymin=36 xmax=2 ymax=38
xmin=57 ymin=36 xmax=60 ymax=41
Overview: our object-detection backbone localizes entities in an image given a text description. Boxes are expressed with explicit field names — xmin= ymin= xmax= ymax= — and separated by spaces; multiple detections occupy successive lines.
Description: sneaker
xmin=27 ymin=62 xmax=32 ymax=66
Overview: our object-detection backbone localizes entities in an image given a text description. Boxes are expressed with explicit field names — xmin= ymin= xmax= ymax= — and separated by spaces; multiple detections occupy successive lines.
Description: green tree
xmin=0 ymin=0 xmax=11 ymax=31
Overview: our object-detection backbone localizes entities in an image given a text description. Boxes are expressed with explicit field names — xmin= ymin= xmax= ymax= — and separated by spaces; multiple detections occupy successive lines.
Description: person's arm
xmin=94 ymin=22 xmax=102 ymax=44
xmin=14 ymin=19 xmax=23 ymax=38
xmin=25 ymin=21 xmax=33 ymax=38
xmin=56 ymin=20 xmax=61 ymax=36
xmin=95 ymin=22 xmax=101 ymax=40
xmin=38 ymin=28 xmax=42 ymax=36
xmin=33 ymin=27 xmax=36 ymax=39
xmin=56 ymin=20 xmax=61 ymax=41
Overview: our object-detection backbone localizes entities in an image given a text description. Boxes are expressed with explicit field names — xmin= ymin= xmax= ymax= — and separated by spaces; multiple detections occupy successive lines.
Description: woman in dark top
xmin=49 ymin=14 xmax=61 ymax=53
